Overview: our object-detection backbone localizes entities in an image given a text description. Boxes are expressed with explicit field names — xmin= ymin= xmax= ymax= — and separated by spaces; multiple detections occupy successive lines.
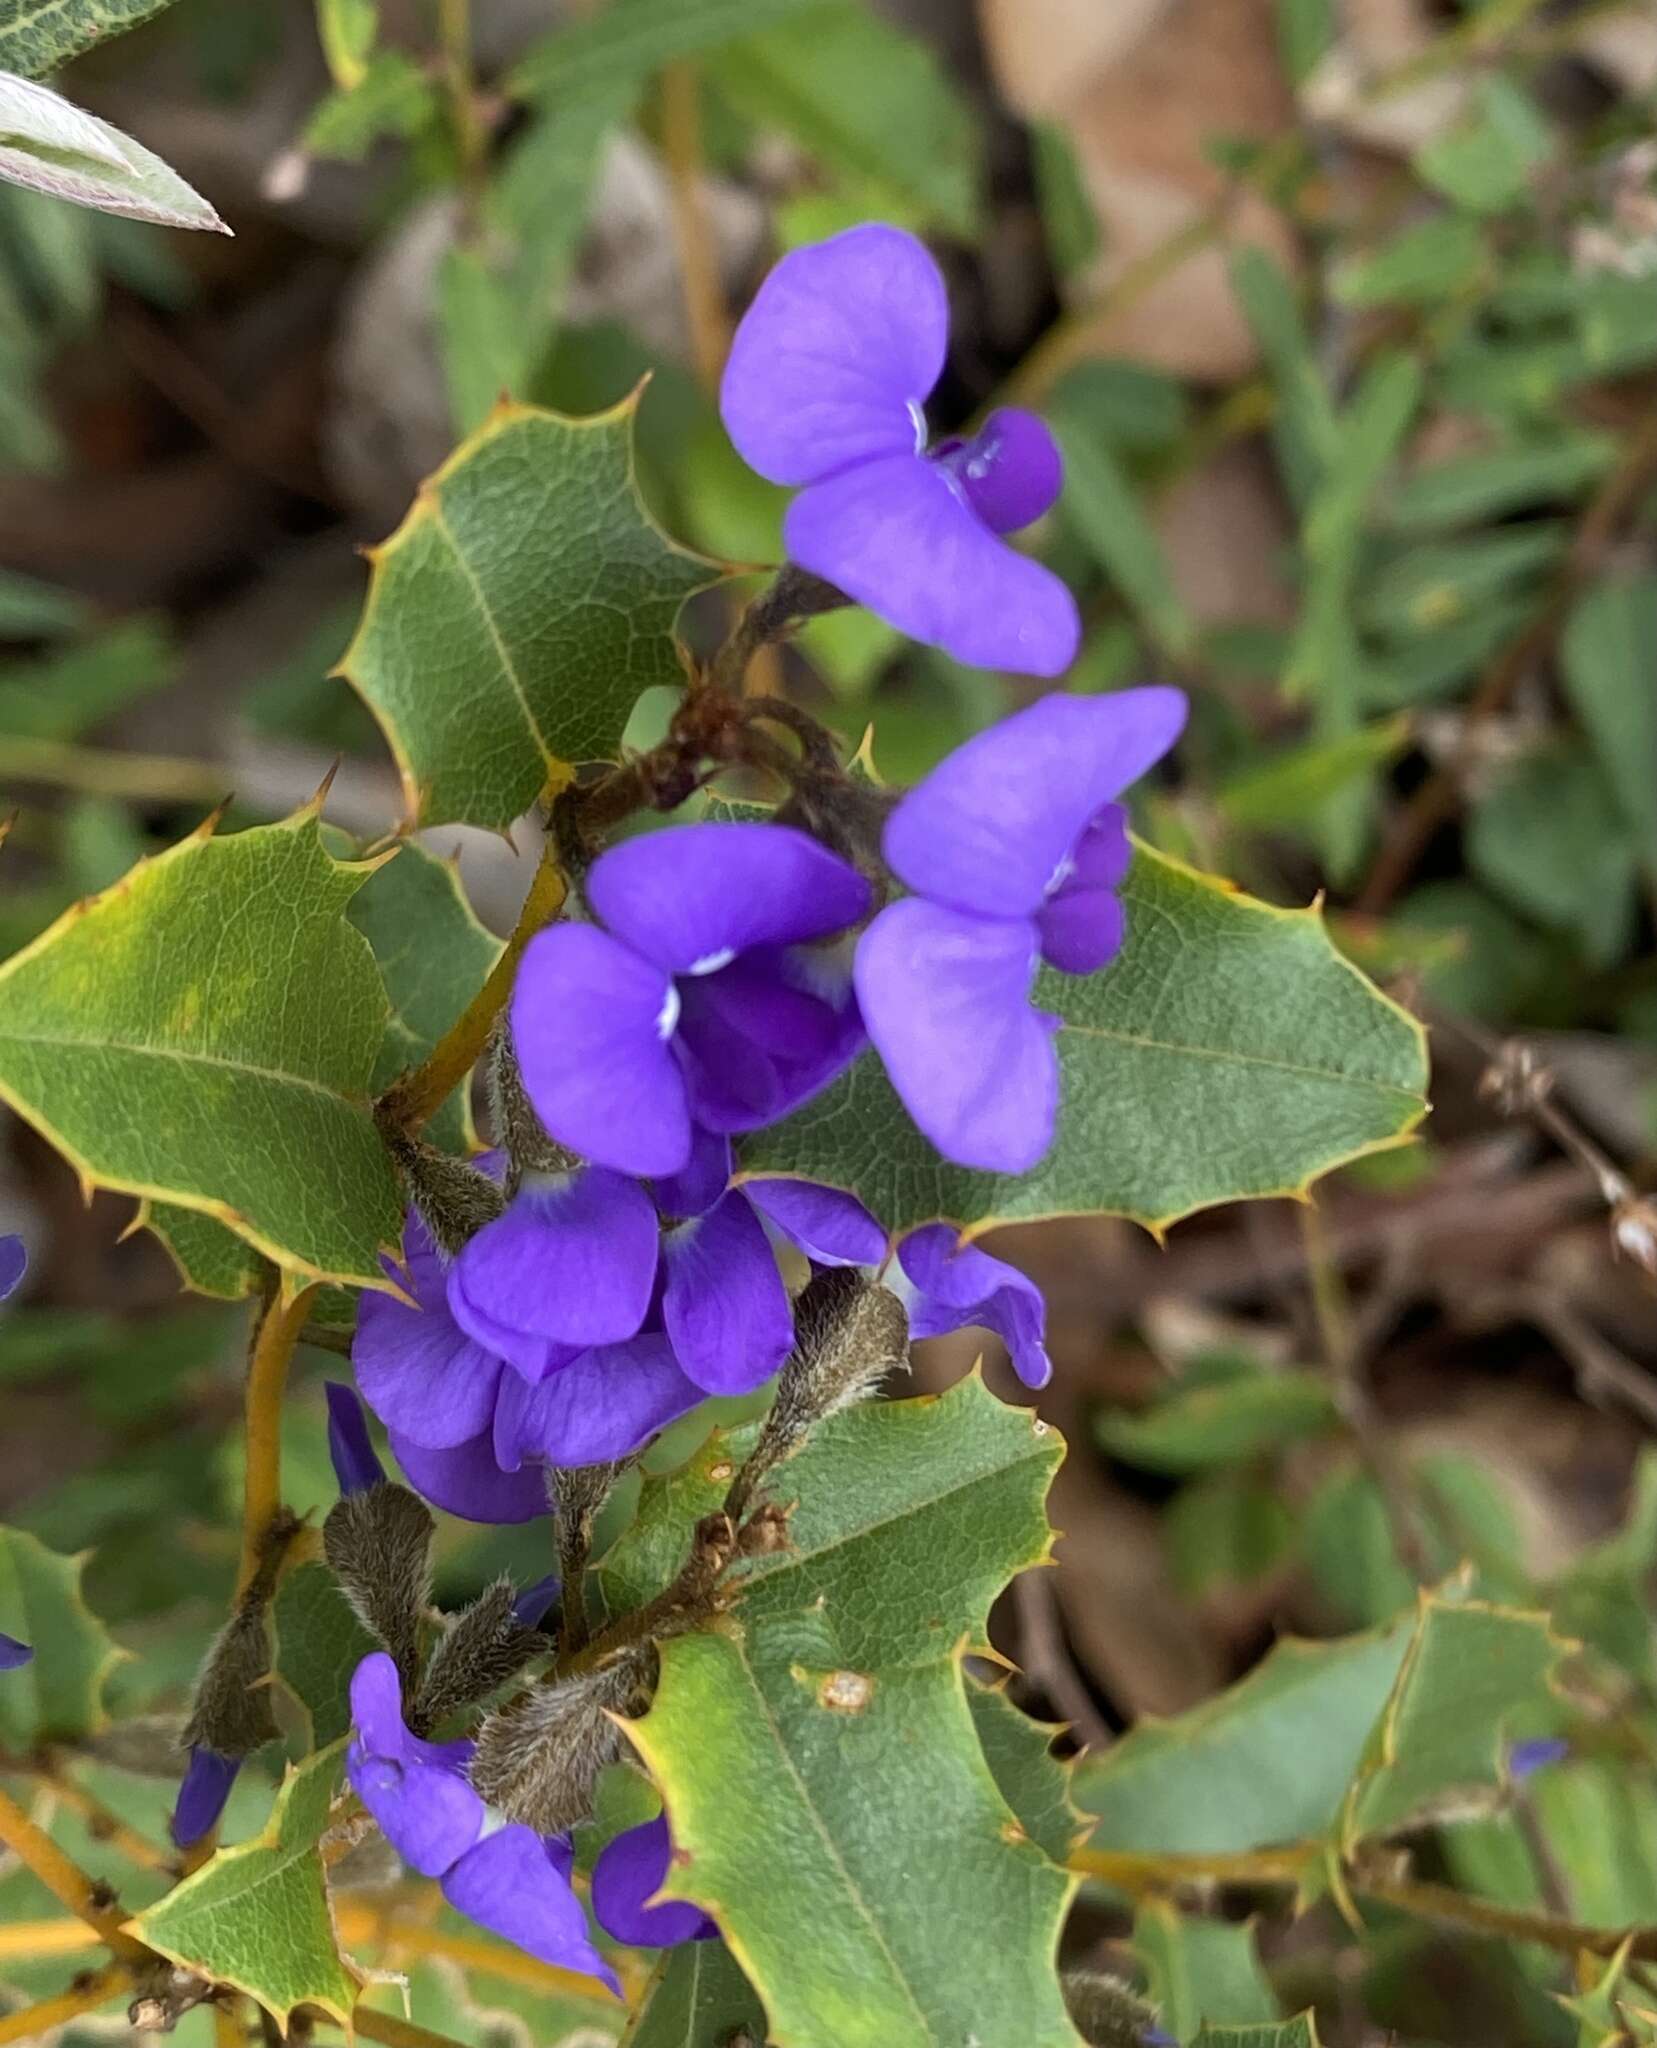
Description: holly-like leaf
xmin=968 ymin=1678 xmax=1081 ymax=1865
xmin=0 ymin=0 xmax=182 ymax=75
xmin=0 ymin=1527 xmax=126 ymax=1748
xmin=0 ymin=73 xmax=226 ymax=231
xmin=1134 ymin=1902 xmax=1277 ymax=2041
xmin=1337 ymin=1585 xmax=1565 ymax=1851
xmin=270 ymin=1562 xmax=376 ymax=1752
xmin=347 ymin=839 xmax=501 ymax=1153
xmin=138 ymin=1201 xmax=264 ymax=1300
xmin=1074 ymin=1614 xmax=1415 ymax=1856
xmin=338 ymin=395 xmax=726 ymax=832
xmin=622 ymin=1942 xmax=768 ymax=2048
xmin=745 ymin=845 xmax=1427 ymax=1234
xmin=628 ymin=1638 xmax=1079 ymax=2048
xmin=597 ymin=1372 xmax=1062 ymax=1655
xmin=133 ymin=1745 xmax=357 ymax=2029
xmin=1193 ymin=2021 xmax=1321 ymax=2048
xmin=0 ymin=804 xmax=404 ymax=1291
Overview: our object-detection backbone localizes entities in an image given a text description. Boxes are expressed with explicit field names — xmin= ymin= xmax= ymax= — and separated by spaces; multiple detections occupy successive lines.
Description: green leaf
xmin=622 ymin=1942 xmax=768 ymax=2048
xmin=968 ymin=1678 xmax=1082 ymax=1865
xmin=270 ymin=1562 xmax=376 ymax=1752
xmin=715 ymin=4 xmax=980 ymax=239
xmin=0 ymin=1527 xmax=126 ymax=1748
xmin=0 ymin=0 xmax=181 ymax=75
xmin=1550 ymin=1448 xmax=1657 ymax=1689
xmin=1135 ymin=1902 xmax=1277 ymax=2041
xmin=340 ymin=395 xmax=724 ymax=832
xmin=513 ymin=0 xmax=821 ymax=98
xmin=1217 ymin=720 xmax=1410 ymax=834
xmin=303 ymin=49 xmax=436 ymax=160
xmin=315 ymin=0 xmax=375 ymax=88
xmin=1055 ymin=415 xmax=1195 ymax=658
xmin=745 ymin=844 xmax=1427 ymax=1235
xmin=1387 ymin=435 xmax=1614 ymax=532
xmin=1360 ymin=526 xmax=1564 ymax=638
xmin=598 ymin=1374 xmax=1062 ymax=1658
xmin=134 ymin=1745 xmax=357 ymax=2029
xmin=0 ymin=566 xmax=85 ymax=637
xmin=1561 ymin=577 xmax=1657 ymax=880
xmin=1332 ymin=214 xmax=1487 ymax=310
xmin=1415 ymin=77 xmax=1552 ymax=215
xmin=1165 ymin=1472 xmax=1295 ymax=1598
xmin=1032 ymin=120 xmax=1099 ymax=286
xmin=139 ymin=1200 xmax=264 ymax=1301
xmin=1192 ymin=2020 xmax=1321 ymax=2048
xmin=1098 ymin=1370 xmax=1336 ymax=1474
xmin=1338 ymin=1586 xmax=1564 ymax=1851
xmin=0 ymin=618 xmax=173 ymax=741
xmin=0 ymin=73 xmax=226 ymax=232
xmin=629 ymin=1638 xmax=1078 ymax=2048
xmin=1074 ymin=1616 xmax=1414 ymax=1855
xmin=347 ymin=839 xmax=501 ymax=1153
xmin=1229 ymin=248 xmax=1339 ymax=510
xmin=0 ymin=804 xmax=404 ymax=1291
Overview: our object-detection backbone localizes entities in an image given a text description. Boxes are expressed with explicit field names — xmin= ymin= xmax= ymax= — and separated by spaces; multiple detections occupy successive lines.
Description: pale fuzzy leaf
xmin=0 ymin=71 xmax=226 ymax=231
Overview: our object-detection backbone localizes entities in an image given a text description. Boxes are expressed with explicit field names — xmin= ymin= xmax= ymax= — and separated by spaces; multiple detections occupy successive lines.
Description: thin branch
xmin=659 ymin=61 xmax=727 ymax=395
xmin=0 ymin=1786 xmax=146 ymax=1957
xmin=335 ymin=1904 xmax=624 ymax=2007
xmin=0 ymin=1917 xmax=99 ymax=1963
xmin=0 ymin=1962 xmax=130 ymax=2046
xmin=35 ymin=1763 xmax=172 ymax=1873
xmin=2 ymin=734 xmax=229 ymax=805
xmin=238 ymin=1285 xmax=318 ymax=1601
xmin=349 ymin=2008 xmax=487 ymax=2048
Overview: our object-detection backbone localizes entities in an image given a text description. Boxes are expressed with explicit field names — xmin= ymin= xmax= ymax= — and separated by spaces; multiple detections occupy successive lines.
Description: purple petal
xmin=662 ymin=1194 xmax=793 ymax=1396
xmin=325 ymin=1382 xmax=386 ymax=1497
xmin=347 ymin=1654 xmax=483 ymax=1876
xmin=676 ymin=943 xmax=865 ymax=1137
xmin=592 ymin=1816 xmax=718 ymax=1949
xmin=354 ymin=1254 xmax=505 ymax=1454
xmin=0 ymin=1631 xmax=32 ymax=1671
xmin=786 ymin=452 xmax=1080 ymax=679
xmin=742 ymin=1179 xmax=887 ymax=1267
xmin=653 ymin=1125 xmax=734 ymax=1221
xmin=443 ymin=1825 xmax=621 ymax=1992
xmin=1509 ymin=1737 xmax=1570 ymax=1781
xmin=513 ymin=927 xmax=691 ymax=1178
xmin=932 ymin=409 xmax=1064 ymax=535
xmin=493 ymin=1336 xmax=703 ymax=1469
xmin=389 ymin=1423 xmax=549 ymax=1524
xmin=1036 ymin=886 xmax=1125 ymax=978
xmin=587 ymin=824 xmax=870 ymax=973
xmin=448 ymin=1172 xmax=659 ymax=1382
xmin=895 ymin=1224 xmax=1051 ymax=1388
xmin=0 ymin=1235 xmax=24 ymax=1302
xmin=720 ymin=222 xmax=947 ymax=487
xmin=348 ymin=1653 xmax=470 ymax=1771
xmin=855 ymin=900 xmax=1058 ymax=1174
xmin=170 ymin=1748 xmax=240 ymax=1849
xmin=512 ymin=1573 xmax=561 ymax=1630
xmin=883 ymin=690 xmax=1184 ymax=921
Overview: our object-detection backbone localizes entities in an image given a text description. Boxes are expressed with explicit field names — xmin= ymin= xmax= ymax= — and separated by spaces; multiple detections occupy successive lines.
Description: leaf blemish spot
xmin=708 ymin=1460 xmax=735 ymax=1483
xmin=817 ymin=1669 xmax=874 ymax=1713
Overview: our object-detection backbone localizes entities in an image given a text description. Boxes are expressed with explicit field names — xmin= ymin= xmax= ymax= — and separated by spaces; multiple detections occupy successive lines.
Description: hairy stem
xmin=704 ymin=566 xmax=850 ymax=698
xmin=237 ymin=1285 xmax=318 ymax=1600
xmin=0 ymin=1962 xmax=130 ymax=2046
xmin=0 ymin=1786 xmax=147 ymax=1956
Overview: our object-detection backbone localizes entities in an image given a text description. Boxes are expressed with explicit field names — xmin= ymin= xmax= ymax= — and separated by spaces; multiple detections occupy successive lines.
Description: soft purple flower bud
xmin=512 ymin=1573 xmax=561 ymax=1630
xmin=1508 ymin=1736 xmax=1569 ymax=1781
xmin=721 ymin=223 xmax=1080 ymax=675
xmin=170 ymin=1746 xmax=241 ymax=1848
xmin=325 ymin=1382 xmax=385 ymax=1496
xmin=1144 ymin=2029 xmax=1179 ymax=2048
xmin=0 ymin=1632 xmax=32 ymax=1671
xmin=0 ymin=1235 xmax=24 ymax=1302
xmin=592 ymin=1815 xmax=718 ymax=1949
xmin=892 ymin=1225 xmax=1051 ymax=1389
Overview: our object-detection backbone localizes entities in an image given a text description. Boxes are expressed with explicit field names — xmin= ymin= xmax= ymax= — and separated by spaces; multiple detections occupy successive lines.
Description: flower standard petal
xmin=786 ymin=452 xmax=1081 ymax=679
xmin=513 ymin=926 xmax=691 ymax=1178
xmin=742 ymin=1178 xmax=888 ymax=1267
xmin=882 ymin=688 xmax=1185 ymax=921
xmin=895 ymin=1224 xmax=1052 ymax=1389
xmin=586 ymin=823 xmax=871 ymax=972
xmin=0 ymin=1235 xmax=23 ymax=1302
xmin=674 ymin=946 xmax=864 ymax=1137
xmin=442 ymin=1825 xmax=621 ymax=1991
xmin=661 ymin=1193 xmax=794 ymax=1396
xmin=855 ymin=899 xmax=1058 ymax=1174
xmin=353 ymin=1223 xmax=504 ymax=1451
xmin=388 ymin=1423 xmax=549 ymax=1524
xmin=933 ymin=409 xmax=1064 ymax=534
xmin=592 ymin=1816 xmax=718 ymax=1949
xmin=494 ymin=1335 xmax=703 ymax=1469
xmin=720 ymin=222 xmax=948 ymax=485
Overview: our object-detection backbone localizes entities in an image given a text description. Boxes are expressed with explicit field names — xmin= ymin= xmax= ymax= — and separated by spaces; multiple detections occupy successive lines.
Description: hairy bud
xmin=182 ymin=1604 xmax=280 ymax=1758
xmin=323 ymin=1483 xmax=435 ymax=1690
xmin=490 ymin=1025 xmax=579 ymax=1188
xmin=378 ymin=1119 xmax=505 ymax=1255
xmin=413 ymin=1578 xmax=549 ymax=1732
xmin=469 ymin=1648 xmax=654 ymax=1835
xmin=1061 ymin=1972 xmax=1165 ymax=2048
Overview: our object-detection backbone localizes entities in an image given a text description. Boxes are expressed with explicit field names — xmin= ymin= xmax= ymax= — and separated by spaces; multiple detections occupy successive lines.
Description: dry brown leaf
xmin=976 ymin=0 xmax=1176 ymax=118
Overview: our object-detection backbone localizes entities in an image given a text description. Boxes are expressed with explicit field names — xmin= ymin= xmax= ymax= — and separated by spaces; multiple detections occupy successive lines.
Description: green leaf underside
xmin=0 ymin=0 xmax=181 ymax=76
xmin=270 ymin=1562 xmax=377 ymax=1752
xmin=0 ymin=72 xmax=224 ymax=232
xmin=0 ymin=808 xmax=403 ymax=1290
xmin=140 ymin=1200 xmax=264 ymax=1300
xmin=621 ymin=1941 xmax=768 ymax=2048
xmin=596 ymin=1374 xmax=1063 ymax=1659
xmin=744 ymin=845 xmax=1427 ymax=1234
xmin=339 ymin=396 xmax=725 ymax=832
xmin=134 ymin=1745 xmax=357 ymax=2027
xmin=0 ymin=1527 xmax=125 ymax=1749
xmin=629 ymin=1635 xmax=1079 ymax=2048
xmin=1074 ymin=1614 xmax=1415 ymax=1855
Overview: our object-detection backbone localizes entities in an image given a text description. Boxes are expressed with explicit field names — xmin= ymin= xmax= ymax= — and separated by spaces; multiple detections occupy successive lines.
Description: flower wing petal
xmin=493 ymin=1336 xmax=703 ymax=1469
xmin=388 ymin=1425 xmax=549 ymax=1524
xmin=743 ymin=1178 xmax=888 ymax=1267
xmin=661 ymin=1192 xmax=794 ymax=1395
xmin=592 ymin=1816 xmax=718 ymax=1948
xmin=443 ymin=1826 xmax=621 ymax=1990
xmin=896 ymin=1223 xmax=1051 ymax=1389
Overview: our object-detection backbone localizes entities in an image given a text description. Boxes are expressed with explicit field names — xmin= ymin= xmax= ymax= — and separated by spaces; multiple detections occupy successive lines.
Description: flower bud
xmin=1061 ymin=1972 xmax=1165 ymax=2048
xmin=469 ymin=1647 xmax=654 ymax=1836
xmin=323 ymin=1481 xmax=435 ymax=1691
xmin=489 ymin=1025 xmax=579 ymax=1188
xmin=412 ymin=1578 xmax=550 ymax=1733
xmin=378 ymin=1119 xmax=505 ymax=1256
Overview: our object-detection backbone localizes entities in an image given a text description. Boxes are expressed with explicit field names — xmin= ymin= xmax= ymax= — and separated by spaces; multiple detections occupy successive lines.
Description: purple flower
xmin=592 ymin=1815 xmax=717 ymax=1949
xmin=170 ymin=1747 xmax=241 ymax=1848
xmin=1508 ymin=1737 xmax=1569 ymax=1781
xmin=325 ymin=1382 xmax=386 ymax=1497
xmin=0 ymin=1235 xmax=24 ymax=1302
xmin=513 ymin=823 xmax=870 ymax=1179
xmin=855 ymin=687 xmax=1187 ymax=1171
xmin=890 ymin=1225 xmax=1050 ymax=1389
xmin=347 ymin=1654 xmax=619 ymax=1990
xmin=721 ymin=222 xmax=1078 ymax=676
xmin=0 ymin=1631 xmax=31 ymax=1671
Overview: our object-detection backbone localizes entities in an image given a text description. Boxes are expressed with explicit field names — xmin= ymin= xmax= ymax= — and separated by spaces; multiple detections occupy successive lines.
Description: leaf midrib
xmin=0 ymin=1025 xmax=369 ymax=1110
xmin=1061 ymin=1016 xmax=1423 ymax=1099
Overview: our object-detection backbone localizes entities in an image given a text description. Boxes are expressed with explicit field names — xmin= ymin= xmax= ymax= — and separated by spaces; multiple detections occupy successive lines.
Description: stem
xmin=351 ymin=2010 xmax=483 ymax=2048
xmin=659 ymin=62 xmax=727 ymax=394
xmin=0 ymin=1785 xmax=146 ymax=1956
xmin=704 ymin=567 xmax=850 ymax=698
xmin=0 ymin=1918 xmax=99 ymax=1963
xmin=36 ymin=1764 xmax=171 ymax=1873
xmin=381 ymin=831 xmax=566 ymax=1132
xmin=2 ymin=735 xmax=228 ymax=805
xmin=335 ymin=1904 xmax=623 ymax=2005
xmin=1071 ymin=1843 xmax=1314 ymax=1895
xmin=437 ymin=0 xmax=487 ymax=224
xmin=0 ymin=1963 xmax=129 ymax=2046
xmin=237 ymin=1285 xmax=317 ymax=1601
